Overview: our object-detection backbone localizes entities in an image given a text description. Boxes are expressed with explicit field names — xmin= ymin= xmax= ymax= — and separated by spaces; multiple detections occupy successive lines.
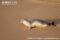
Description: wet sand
xmin=0 ymin=0 xmax=60 ymax=40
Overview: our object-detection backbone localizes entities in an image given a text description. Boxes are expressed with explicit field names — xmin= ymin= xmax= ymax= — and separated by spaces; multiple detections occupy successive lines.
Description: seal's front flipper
xmin=30 ymin=26 xmax=36 ymax=29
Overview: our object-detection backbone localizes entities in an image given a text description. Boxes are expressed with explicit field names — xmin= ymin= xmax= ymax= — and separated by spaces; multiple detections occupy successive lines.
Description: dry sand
xmin=0 ymin=0 xmax=60 ymax=40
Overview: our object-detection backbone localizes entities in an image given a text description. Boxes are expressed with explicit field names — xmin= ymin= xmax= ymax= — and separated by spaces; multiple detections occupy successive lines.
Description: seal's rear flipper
xmin=52 ymin=21 xmax=56 ymax=26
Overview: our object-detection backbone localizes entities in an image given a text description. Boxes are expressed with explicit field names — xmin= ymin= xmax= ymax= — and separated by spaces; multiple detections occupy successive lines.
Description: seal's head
xmin=20 ymin=18 xmax=31 ymax=28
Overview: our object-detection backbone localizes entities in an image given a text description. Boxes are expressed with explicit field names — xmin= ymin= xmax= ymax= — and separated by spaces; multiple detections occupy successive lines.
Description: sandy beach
xmin=0 ymin=0 xmax=60 ymax=40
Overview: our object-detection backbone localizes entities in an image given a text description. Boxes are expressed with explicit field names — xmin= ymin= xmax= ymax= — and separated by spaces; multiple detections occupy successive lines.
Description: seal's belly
xmin=32 ymin=21 xmax=48 ymax=28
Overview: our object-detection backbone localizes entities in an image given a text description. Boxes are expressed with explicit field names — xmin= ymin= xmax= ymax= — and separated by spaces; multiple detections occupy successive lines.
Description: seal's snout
xmin=20 ymin=19 xmax=24 ymax=23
